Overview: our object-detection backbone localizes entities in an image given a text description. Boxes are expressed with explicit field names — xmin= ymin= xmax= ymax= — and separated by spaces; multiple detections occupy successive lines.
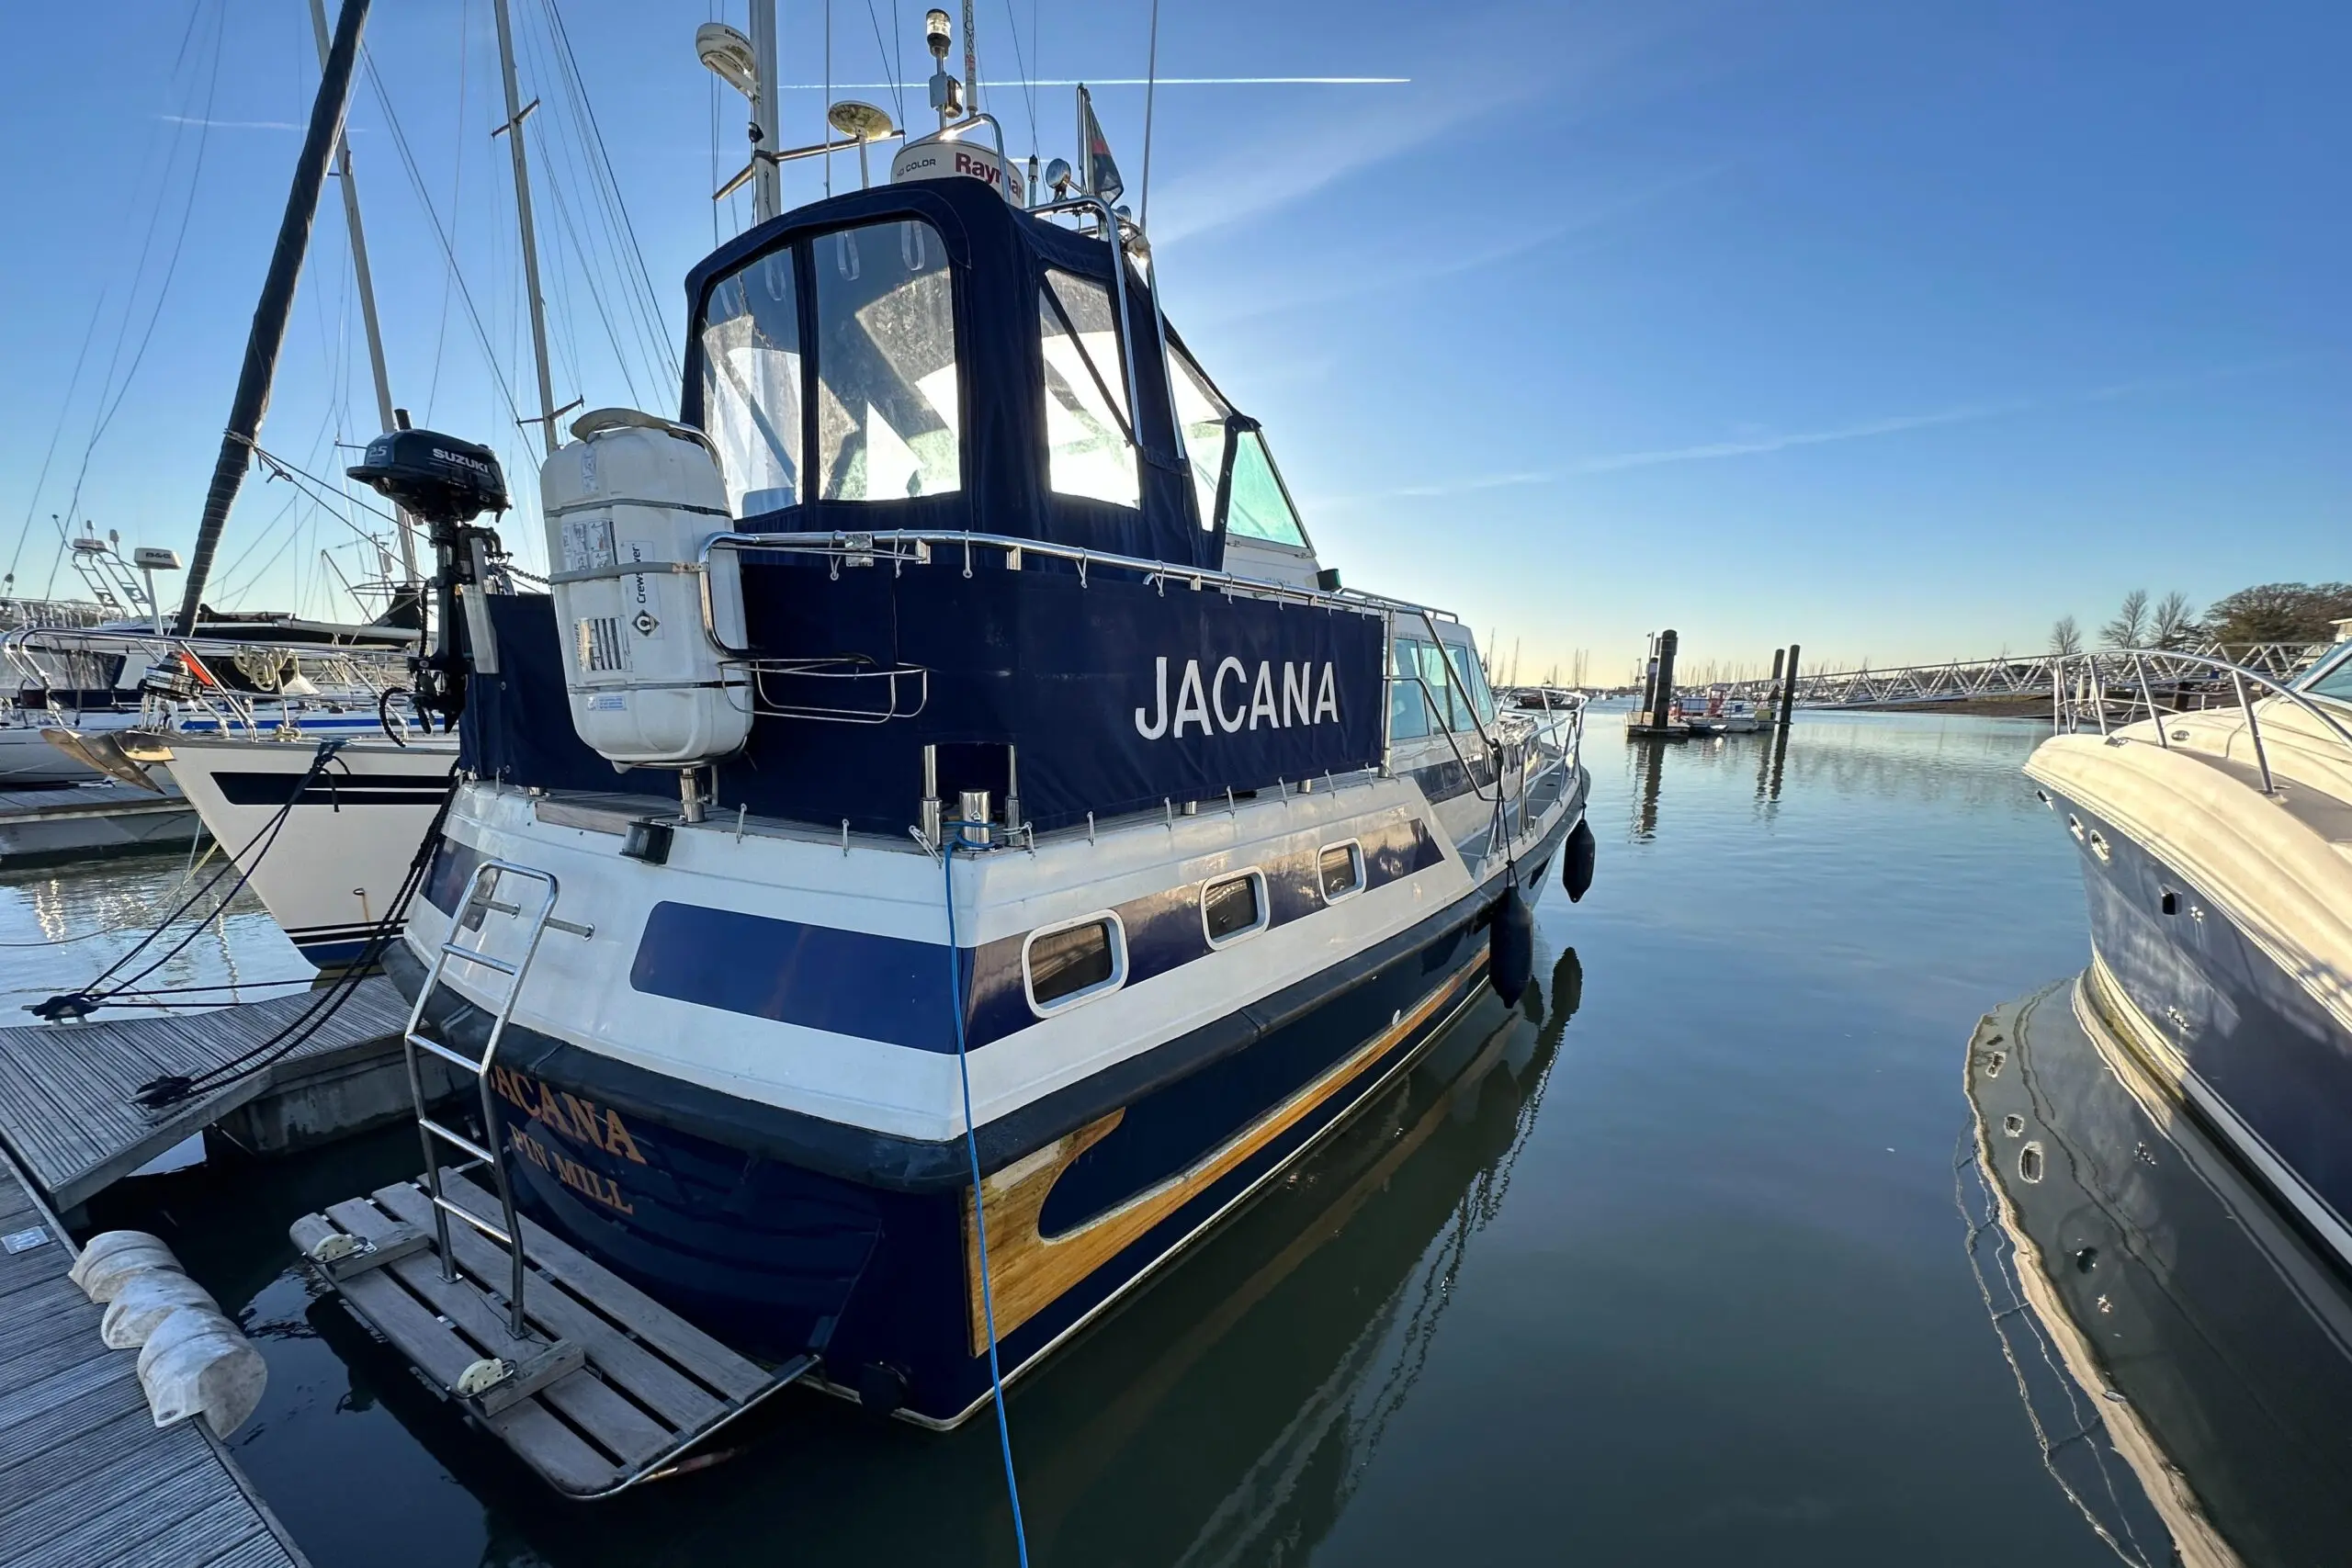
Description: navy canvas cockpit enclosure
xmin=461 ymin=177 xmax=1389 ymax=833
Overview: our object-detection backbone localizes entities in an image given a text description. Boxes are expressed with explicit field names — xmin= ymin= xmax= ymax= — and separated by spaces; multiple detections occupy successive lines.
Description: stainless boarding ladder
xmin=400 ymin=858 xmax=560 ymax=1339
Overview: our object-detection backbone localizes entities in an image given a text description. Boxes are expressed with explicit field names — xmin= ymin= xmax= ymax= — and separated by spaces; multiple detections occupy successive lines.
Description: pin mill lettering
xmin=1135 ymin=658 xmax=1339 ymax=739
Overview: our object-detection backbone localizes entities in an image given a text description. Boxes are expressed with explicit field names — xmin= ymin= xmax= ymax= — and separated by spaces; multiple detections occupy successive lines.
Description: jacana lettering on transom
xmin=1135 ymin=657 xmax=1340 ymax=739
xmin=488 ymin=1064 xmax=649 ymax=1165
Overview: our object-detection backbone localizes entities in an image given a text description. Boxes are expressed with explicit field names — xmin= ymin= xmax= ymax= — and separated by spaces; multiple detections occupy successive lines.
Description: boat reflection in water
xmin=1960 ymin=979 xmax=2352 ymax=1567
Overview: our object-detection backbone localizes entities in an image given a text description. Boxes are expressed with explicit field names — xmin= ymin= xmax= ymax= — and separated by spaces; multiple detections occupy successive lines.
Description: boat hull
xmin=2041 ymin=785 xmax=2352 ymax=1269
xmin=159 ymin=734 xmax=455 ymax=966
xmin=388 ymin=807 xmax=1573 ymax=1427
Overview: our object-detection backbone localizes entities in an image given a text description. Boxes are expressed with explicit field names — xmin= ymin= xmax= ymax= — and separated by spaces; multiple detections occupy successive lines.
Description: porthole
xmin=2002 ymin=1114 xmax=2024 ymax=1138
xmin=1317 ymin=840 xmax=1365 ymax=904
xmin=1202 ymin=869 xmax=1269 ymax=948
xmin=2159 ymin=887 xmax=2178 ymax=915
xmin=2087 ymin=830 xmax=2111 ymax=863
xmin=1023 ymin=913 xmax=1126 ymax=1015
xmin=2018 ymin=1141 xmax=2045 ymax=1184
xmin=2066 ymin=814 xmax=2086 ymax=842
xmin=2033 ymin=789 xmax=2052 ymax=808
xmin=1984 ymin=1049 xmax=2007 ymax=1078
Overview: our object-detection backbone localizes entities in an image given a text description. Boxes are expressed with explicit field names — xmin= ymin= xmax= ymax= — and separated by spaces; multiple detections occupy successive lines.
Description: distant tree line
xmin=2050 ymin=582 xmax=2352 ymax=657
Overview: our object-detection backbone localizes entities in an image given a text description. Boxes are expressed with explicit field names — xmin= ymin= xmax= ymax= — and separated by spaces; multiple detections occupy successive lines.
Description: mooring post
xmin=1767 ymin=648 xmax=1785 ymax=710
xmin=1777 ymin=642 xmax=1801 ymax=728
xmin=1651 ymin=629 xmax=1680 ymax=730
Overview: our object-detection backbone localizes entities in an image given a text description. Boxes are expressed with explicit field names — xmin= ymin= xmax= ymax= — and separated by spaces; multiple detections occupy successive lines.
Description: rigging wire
xmin=996 ymin=0 xmax=1038 ymax=153
xmin=364 ymin=49 xmax=528 ymax=432
xmin=6 ymin=295 xmax=110 ymax=587
xmin=425 ymin=0 xmax=475 ymax=423
xmin=862 ymin=0 xmax=905 ymax=129
xmin=537 ymin=0 xmax=680 ymax=387
xmin=51 ymin=0 xmax=230 ymax=597
xmin=1139 ymin=0 xmax=1159 ymax=231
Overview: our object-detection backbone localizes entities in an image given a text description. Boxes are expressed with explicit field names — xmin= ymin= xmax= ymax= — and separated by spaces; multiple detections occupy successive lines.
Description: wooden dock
xmin=0 ymin=978 xmax=418 ymax=1212
xmin=293 ymin=1168 xmax=808 ymax=1498
xmin=0 ymin=782 xmax=198 ymax=867
xmin=0 ymin=1148 xmax=309 ymax=1567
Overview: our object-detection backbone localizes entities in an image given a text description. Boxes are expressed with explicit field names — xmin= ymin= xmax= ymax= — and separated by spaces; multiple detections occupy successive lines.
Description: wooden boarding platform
xmin=291 ymin=1169 xmax=808 ymax=1498
xmin=0 ymin=1151 xmax=308 ymax=1567
xmin=0 ymin=977 xmax=414 ymax=1212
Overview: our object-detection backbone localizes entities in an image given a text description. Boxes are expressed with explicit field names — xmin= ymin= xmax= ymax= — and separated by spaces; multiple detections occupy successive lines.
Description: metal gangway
xmin=1715 ymin=641 xmax=2329 ymax=711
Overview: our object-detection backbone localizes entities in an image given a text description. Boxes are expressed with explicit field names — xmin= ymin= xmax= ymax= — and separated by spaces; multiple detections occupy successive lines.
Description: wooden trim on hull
xmin=961 ymin=944 xmax=1492 ymax=1352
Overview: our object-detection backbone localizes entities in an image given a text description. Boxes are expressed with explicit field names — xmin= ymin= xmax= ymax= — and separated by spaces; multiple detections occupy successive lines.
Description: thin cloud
xmin=157 ymin=114 xmax=363 ymax=133
xmin=1574 ymin=402 xmax=2030 ymax=473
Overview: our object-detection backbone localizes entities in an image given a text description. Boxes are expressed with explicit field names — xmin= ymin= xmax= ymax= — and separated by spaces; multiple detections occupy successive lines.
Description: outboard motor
xmin=347 ymin=424 xmax=510 ymax=728
xmin=540 ymin=409 xmax=751 ymax=773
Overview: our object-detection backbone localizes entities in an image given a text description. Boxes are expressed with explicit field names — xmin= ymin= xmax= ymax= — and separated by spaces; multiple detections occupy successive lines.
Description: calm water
xmin=34 ymin=709 xmax=2188 ymax=1565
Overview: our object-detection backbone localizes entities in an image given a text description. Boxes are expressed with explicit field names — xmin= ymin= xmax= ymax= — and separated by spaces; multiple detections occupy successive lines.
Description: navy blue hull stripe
xmin=386 ymin=804 xmax=1575 ymax=1193
xmin=213 ymin=771 xmax=453 ymax=808
xmin=626 ymin=811 xmax=1446 ymax=1052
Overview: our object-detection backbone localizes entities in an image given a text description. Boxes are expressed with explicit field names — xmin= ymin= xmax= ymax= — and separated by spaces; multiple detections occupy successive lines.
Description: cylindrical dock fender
xmin=70 ymin=1231 xmax=184 ymax=1303
xmin=138 ymin=1304 xmax=267 ymax=1438
xmin=1563 ymin=817 xmax=1597 ymax=903
xmin=1489 ymin=884 xmax=1533 ymax=1008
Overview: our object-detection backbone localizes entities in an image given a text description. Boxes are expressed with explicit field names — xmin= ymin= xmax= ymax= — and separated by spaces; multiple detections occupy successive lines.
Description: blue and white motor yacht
xmin=325 ymin=51 xmax=1595 ymax=1441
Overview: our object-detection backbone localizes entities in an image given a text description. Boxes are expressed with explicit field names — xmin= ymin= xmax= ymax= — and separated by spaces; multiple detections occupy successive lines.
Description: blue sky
xmin=0 ymin=0 xmax=2341 ymax=682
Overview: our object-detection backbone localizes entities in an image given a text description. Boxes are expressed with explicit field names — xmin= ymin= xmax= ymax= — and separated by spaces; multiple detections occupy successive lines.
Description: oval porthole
xmin=2018 ymin=1142 xmax=2045 ymax=1184
xmin=2033 ymin=789 xmax=2052 ymax=808
xmin=2066 ymin=814 xmax=2086 ymax=842
xmin=1202 ymin=869 xmax=1270 ymax=948
xmin=2087 ymin=830 xmax=2111 ymax=863
xmin=1023 ymin=913 xmax=1127 ymax=1016
xmin=1984 ymin=1049 xmax=2007 ymax=1078
xmin=2002 ymin=1113 xmax=2024 ymax=1138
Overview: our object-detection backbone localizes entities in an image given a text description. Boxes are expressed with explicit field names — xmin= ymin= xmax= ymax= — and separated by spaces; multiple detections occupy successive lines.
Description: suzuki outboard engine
xmin=347 ymin=424 xmax=510 ymax=728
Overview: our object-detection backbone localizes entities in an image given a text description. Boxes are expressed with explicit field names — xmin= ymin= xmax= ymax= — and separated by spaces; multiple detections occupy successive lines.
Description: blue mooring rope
xmin=944 ymin=829 xmax=1033 ymax=1567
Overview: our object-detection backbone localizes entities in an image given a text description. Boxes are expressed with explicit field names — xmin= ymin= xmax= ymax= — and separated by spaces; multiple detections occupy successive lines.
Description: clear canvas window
xmin=812 ymin=220 xmax=961 ymax=502
xmin=698 ymin=254 xmax=804 ymax=516
xmin=1168 ymin=349 xmax=1231 ymax=529
xmin=1226 ymin=430 xmax=1308 ymax=549
xmin=1039 ymin=269 xmax=1137 ymax=507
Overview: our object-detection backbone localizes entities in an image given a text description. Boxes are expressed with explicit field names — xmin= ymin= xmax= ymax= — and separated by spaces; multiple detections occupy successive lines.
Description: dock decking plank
xmin=0 ymin=1155 xmax=306 ymax=1567
xmin=0 ymin=976 xmax=411 ymax=1210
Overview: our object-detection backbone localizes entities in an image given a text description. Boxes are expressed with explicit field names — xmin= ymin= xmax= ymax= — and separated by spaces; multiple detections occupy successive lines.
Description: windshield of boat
xmin=2297 ymin=643 xmax=2352 ymax=705
xmin=697 ymin=218 xmax=962 ymax=515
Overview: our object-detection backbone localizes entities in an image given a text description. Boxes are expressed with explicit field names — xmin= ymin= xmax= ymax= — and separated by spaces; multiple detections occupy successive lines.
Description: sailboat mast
xmin=492 ymin=0 xmax=560 ymax=457
xmin=749 ymin=0 xmax=782 ymax=221
xmin=174 ymin=0 xmax=371 ymax=637
xmin=306 ymin=0 xmax=420 ymax=591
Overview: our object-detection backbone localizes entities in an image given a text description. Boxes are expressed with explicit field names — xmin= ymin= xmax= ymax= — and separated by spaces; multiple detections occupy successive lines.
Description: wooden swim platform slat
xmin=292 ymin=1169 xmax=806 ymax=1496
xmin=0 ymin=976 xmax=411 ymax=1211
xmin=0 ymin=1149 xmax=307 ymax=1567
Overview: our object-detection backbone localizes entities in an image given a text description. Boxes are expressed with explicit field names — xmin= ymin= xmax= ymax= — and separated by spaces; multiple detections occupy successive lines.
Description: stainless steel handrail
xmin=695 ymin=527 xmax=1460 ymax=659
xmin=2052 ymin=647 xmax=2352 ymax=796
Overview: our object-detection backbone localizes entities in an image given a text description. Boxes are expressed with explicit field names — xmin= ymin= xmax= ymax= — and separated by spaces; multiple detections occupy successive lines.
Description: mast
xmin=749 ymin=0 xmax=782 ymax=221
xmin=174 ymin=0 xmax=370 ymax=637
xmin=306 ymin=0 xmax=420 ymax=592
xmin=492 ymin=0 xmax=560 ymax=457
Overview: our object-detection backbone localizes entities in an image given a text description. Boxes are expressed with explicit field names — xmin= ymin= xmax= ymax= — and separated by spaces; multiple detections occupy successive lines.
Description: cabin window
xmin=1024 ymin=914 xmax=1125 ymax=1012
xmin=1318 ymin=841 xmax=1365 ymax=902
xmin=1225 ymin=431 xmax=1308 ymax=549
xmin=1202 ymin=870 xmax=1268 ymax=947
xmin=1450 ymin=643 xmax=1498 ymax=725
xmin=813 ymin=220 xmax=960 ymax=501
xmin=1168 ymin=349 xmax=1231 ymax=529
xmin=1039 ymin=269 xmax=1138 ymax=508
xmin=1388 ymin=637 xmax=1437 ymax=740
xmin=699 ymin=254 xmax=805 ymax=515
xmin=1417 ymin=641 xmax=1475 ymax=732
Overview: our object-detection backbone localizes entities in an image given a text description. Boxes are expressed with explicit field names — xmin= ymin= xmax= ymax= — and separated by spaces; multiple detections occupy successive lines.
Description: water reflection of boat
xmin=1960 ymin=979 xmax=2352 ymax=1567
